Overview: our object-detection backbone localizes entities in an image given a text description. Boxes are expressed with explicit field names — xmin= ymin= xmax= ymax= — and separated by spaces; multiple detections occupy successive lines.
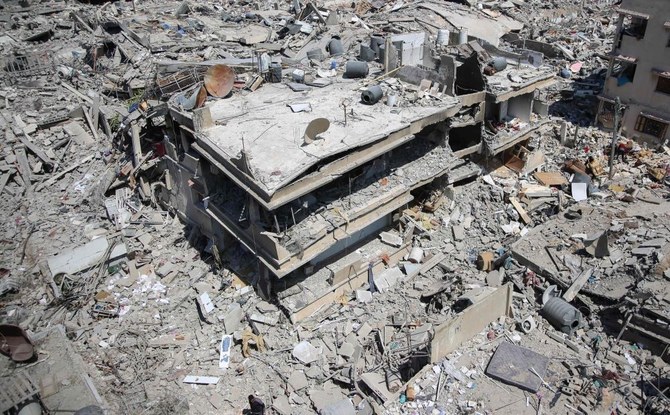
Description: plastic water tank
xmin=492 ymin=57 xmax=508 ymax=72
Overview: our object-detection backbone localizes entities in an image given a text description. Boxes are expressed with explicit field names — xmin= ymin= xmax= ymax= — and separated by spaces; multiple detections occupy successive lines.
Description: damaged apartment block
xmin=154 ymin=33 xmax=555 ymax=313
xmin=4 ymin=0 xmax=670 ymax=414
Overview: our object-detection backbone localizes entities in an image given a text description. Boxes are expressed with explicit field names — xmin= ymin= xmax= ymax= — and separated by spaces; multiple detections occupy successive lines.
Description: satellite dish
xmin=204 ymin=64 xmax=235 ymax=98
xmin=303 ymin=118 xmax=330 ymax=145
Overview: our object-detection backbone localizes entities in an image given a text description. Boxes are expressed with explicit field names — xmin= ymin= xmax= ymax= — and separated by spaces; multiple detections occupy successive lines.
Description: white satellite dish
xmin=303 ymin=118 xmax=330 ymax=145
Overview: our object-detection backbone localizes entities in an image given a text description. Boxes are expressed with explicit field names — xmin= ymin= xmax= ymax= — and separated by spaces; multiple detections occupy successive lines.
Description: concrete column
xmin=560 ymin=121 xmax=568 ymax=145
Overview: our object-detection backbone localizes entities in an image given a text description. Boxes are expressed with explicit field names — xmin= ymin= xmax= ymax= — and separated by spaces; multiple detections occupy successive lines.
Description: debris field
xmin=0 ymin=0 xmax=668 ymax=415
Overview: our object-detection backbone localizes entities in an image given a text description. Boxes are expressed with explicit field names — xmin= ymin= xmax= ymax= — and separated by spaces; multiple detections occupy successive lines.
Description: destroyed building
xmin=597 ymin=0 xmax=670 ymax=145
xmin=157 ymin=34 xmax=555 ymax=299
xmin=1 ymin=1 xmax=669 ymax=415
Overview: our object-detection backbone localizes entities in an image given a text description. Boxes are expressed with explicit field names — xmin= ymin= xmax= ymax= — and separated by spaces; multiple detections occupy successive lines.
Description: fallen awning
xmin=616 ymin=8 xmax=650 ymax=19
xmin=652 ymin=68 xmax=670 ymax=79
xmin=640 ymin=111 xmax=670 ymax=124
xmin=597 ymin=95 xmax=615 ymax=104
xmin=611 ymin=54 xmax=637 ymax=63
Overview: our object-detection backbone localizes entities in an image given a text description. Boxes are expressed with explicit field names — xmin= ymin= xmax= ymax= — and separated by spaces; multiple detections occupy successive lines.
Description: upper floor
xmin=605 ymin=0 xmax=670 ymax=112
xmin=614 ymin=0 xmax=670 ymax=68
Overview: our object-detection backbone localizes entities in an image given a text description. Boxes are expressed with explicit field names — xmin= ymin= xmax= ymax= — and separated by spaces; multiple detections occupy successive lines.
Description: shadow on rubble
xmin=598 ymin=305 xmax=670 ymax=365
xmin=548 ymin=69 xmax=607 ymax=127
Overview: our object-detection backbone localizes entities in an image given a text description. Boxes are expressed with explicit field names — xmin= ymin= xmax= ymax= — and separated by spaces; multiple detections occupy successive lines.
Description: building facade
xmin=598 ymin=0 xmax=670 ymax=146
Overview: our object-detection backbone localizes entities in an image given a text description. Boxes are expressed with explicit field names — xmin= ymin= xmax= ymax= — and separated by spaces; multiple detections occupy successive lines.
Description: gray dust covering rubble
xmin=0 ymin=0 xmax=668 ymax=414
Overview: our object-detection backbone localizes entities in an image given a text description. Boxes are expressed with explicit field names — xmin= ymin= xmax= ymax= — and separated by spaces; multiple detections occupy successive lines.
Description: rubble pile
xmin=0 ymin=1 xmax=668 ymax=415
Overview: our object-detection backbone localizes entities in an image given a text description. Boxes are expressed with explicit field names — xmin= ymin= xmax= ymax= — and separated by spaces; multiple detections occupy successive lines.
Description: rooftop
xmin=486 ymin=64 xmax=556 ymax=102
xmin=192 ymin=81 xmax=461 ymax=198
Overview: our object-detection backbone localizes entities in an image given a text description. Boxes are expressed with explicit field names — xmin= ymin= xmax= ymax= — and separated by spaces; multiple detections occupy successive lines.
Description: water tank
xmin=492 ymin=57 xmax=507 ymax=72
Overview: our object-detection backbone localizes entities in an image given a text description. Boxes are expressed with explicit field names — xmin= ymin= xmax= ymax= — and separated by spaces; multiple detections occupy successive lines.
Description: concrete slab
xmin=308 ymin=387 xmax=348 ymax=412
xmin=355 ymin=289 xmax=373 ymax=303
xmin=372 ymin=267 xmax=404 ymax=293
xmin=292 ymin=341 xmax=321 ymax=364
xmin=485 ymin=341 xmax=549 ymax=392
xmin=198 ymin=83 xmax=460 ymax=196
xmin=288 ymin=370 xmax=308 ymax=391
xmin=452 ymin=225 xmax=465 ymax=241
xmin=47 ymin=238 xmax=127 ymax=277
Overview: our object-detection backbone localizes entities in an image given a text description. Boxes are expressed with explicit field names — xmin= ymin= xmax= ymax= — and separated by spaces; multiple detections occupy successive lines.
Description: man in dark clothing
xmin=247 ymin=395 xmax=265 ymax=415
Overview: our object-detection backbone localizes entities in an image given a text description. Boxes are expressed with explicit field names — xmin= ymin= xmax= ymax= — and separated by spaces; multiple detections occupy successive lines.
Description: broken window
xmin=610 ymin=59 xmax=636 ymax=85
xmin=657 ymin=76 xmax=670 ymax=95
xmin=621 ymin=15 xmax=647 ymax=39
xmin=634 ymin=115 xmax=668 ymax=139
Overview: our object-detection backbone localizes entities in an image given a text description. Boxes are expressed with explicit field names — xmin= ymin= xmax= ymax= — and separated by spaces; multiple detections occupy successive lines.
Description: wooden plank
xmin=14 ymin=146 xmax=32 ymax=191
xmin=419 ymin=252 xmax=447 ymax=276
xmin=35 ymin=154 xmax=94 ymax=192
xmin=534 ymin=171 xmax=568 ymax=186
xmin=520 ymin=184 xmax=553 ymax=198
xmin=18 ymin=133 xmax=54 ymax=166
xmin=403 ymin=252 xmax=448 ymax=281
xmin=562 ymin=268 xmax=593 ymax=302
xmin=71 ymin=12 xmax=95 ymax=33
xmin=82 ymin=106 xmax=99 ymax=140
xmin=61 ymin=82 xmax=93 ymax=105
xmin=510 ymin=196 xmax=531 ymax=224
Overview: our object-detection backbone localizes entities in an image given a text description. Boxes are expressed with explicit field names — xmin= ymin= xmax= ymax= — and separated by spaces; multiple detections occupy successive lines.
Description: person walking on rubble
xmin=615 ymin=139 xmax=634 ymax=162
xmin=245 ymin=395 xmax=265 ymax=415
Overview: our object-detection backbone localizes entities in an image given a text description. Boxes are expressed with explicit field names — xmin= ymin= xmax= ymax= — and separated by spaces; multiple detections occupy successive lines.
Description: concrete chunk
xmin=338 ymin=342 xmax=354 ymax=358
xmin=379 ymin=231 xmax=403 ymax=247
xmin=632 ymin=247 xmax=655 ymax=256
xmin=486 ymin=269 xmax=504 ymax=287
xmin=309 ymin=388 xmax=348 ymax=413
xmin=288 ymin=370 xmax=309 ymax=391
xmin=47 ymin=238 xmax=127 ymax=277
xmin=220 ymin=303 xmax=243 ymax=334
xmin=357 ymin=322 xmax=373 ymax=339
xmin=319 ymin=398 xmax=355 ymax=415
xmin=452 ymin=225 xmax=465 ymax=241
xmin=372 ymin=267 xmax=403 ymax=293
xmin=272 ymin=395 xmax=292 ymax=415
xmin=355 ymin=289 xmax=373 ymax=303
xmin=293 ymin=341 xmax=321 ymax=364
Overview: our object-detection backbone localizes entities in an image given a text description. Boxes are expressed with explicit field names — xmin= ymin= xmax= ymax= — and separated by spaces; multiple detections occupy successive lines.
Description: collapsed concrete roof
xmin=174 ymin=81 xmax=462 ymax=208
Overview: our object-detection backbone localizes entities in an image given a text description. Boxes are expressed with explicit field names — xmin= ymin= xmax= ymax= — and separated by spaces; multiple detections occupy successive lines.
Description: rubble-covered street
xmin=0 ymin=0 xmax=668 ymax=414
